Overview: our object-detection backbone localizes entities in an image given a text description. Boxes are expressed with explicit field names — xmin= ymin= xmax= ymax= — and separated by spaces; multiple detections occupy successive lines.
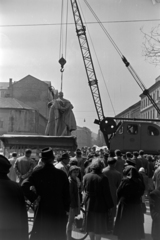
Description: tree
xmin=141 ymin=24 xmax=160 ymax=66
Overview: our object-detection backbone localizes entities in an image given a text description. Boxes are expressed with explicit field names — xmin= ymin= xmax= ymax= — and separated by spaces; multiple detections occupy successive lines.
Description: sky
xmin=0 ymin=0 xmax=160 ymax=133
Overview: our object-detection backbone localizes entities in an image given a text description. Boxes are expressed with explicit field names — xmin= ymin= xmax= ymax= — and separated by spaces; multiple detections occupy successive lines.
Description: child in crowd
xmin=66 ymin=165 xmax=81 ymax=240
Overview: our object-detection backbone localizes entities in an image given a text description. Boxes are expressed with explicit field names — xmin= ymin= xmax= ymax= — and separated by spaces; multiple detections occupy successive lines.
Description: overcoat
xmin=0 ymin=174 xmax=28 ymax=240
xmin=22 ymin=163 xmax=70 ymax=240
xmin=150 ymin=188 xmax=160 ymax=240
xmin=83 ymin=172 xmax=113 ymax=234
xmin=114 ymin=169 xmax=145 ymax=240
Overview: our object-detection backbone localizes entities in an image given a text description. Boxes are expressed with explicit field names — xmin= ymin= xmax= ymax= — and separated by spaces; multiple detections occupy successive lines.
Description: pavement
xmin=28 ymin=200 xmax=153 ymax=240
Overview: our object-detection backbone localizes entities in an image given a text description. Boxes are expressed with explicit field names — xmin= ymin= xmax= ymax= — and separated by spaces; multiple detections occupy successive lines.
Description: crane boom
xmin=70 ymin=0 xmax=104 ymax=123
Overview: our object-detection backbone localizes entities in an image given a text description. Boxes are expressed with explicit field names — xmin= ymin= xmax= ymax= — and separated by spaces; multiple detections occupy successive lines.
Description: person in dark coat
xmin=114 ymin=165 xmax=145 ymax=240
xmin=22 ymin=147 xmax=70 ymax=240
xmin=0 ymin=154 xmax=28 ymax=240
xmin=102 ymin=156 xmax=122 ymax=233
xmin=83 ymin=158 xmax=114 ymax=240
xmin=149 ymin=165 xmax=160 ymax=240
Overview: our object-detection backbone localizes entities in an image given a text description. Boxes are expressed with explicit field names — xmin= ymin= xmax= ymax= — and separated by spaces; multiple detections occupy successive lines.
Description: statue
xmin=45 ymin=92 xmax=77 ymax=136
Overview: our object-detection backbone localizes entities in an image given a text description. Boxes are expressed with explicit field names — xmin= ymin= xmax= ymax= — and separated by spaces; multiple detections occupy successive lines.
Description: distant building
xmin=115 ymin=75 xmax=160 ymax=124
xmin=72 ymin=126 xmax=92 ymax=148
xmin=0 ymin=98 xmax=47 ymax=136
xmin=115 ymin=101 xmax=141 ymax=119
xmin=7 ymin=75 xmax=53 ymax=119
xmin=140 ymin=76 xmax=160 ymax=124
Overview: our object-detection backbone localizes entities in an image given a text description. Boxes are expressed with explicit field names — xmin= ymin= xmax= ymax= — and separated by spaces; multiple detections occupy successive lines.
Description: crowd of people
xmin=0 ymin=145 xmax=160 ymax=240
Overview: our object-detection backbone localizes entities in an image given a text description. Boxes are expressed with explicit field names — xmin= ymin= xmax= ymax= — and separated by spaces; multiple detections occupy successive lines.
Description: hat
xmin=0 ymin=154 xmax=11 ymax=174
xmin=41 ymin=147 xmax=54 ymax=162
xmin=68 ymin=165 xmax=80 ymax=175
xmin=107 ymin=157 xmax=117 ymax=164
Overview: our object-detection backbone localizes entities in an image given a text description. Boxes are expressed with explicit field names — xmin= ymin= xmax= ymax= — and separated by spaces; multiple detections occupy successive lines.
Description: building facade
xmin=115 ymin=75 xmax=160 ymax=124
xmin=0 ymin=98 xmax=47 ymax=136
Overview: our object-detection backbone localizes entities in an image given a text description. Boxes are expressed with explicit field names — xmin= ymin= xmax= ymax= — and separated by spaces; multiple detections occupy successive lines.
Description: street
xmin=28 ymin=200 xmax=153 ymax=240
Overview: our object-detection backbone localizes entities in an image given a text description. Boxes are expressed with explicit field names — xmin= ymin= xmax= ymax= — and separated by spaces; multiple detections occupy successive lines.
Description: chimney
xmin=9 ymin=78 xmax=13 ymax=97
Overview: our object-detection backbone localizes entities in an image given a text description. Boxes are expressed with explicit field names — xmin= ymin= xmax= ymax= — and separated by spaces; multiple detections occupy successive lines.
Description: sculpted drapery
xmin=45 ymin=92 xmax=77 ymax=136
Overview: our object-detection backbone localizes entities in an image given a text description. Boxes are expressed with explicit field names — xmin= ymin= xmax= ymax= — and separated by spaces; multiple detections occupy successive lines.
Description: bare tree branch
xmin=141 ymin=24 xmax=160 ymax=66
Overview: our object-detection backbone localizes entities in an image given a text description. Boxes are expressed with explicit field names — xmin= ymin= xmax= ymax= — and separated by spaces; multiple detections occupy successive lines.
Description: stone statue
xmin=45 ymin=92 xmax=77 ymax=136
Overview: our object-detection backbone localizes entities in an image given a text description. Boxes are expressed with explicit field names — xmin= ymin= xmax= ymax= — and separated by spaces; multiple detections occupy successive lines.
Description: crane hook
xmin=59 ymin=56 xmax=67 ymax=72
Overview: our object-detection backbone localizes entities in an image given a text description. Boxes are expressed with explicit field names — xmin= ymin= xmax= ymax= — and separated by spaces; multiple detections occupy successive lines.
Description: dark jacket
xmin=0 ymin=174 xmax=28 ymax=240
xmin=150 ymin=188 xmax=160 ymax=240
xmin=69 ymin=176 xmax=79 ymax=208
xmin=22 ymin=163 xmax=70 ymax=240
xmin=114 ymin=167 xmax=145 ymax=240
xmin=83 ymin=172 xmax=113 ymax=212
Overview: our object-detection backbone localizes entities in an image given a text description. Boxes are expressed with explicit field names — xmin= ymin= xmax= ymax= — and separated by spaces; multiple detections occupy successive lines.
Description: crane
xmin=70 ymin=0 xmax=160 ymax=149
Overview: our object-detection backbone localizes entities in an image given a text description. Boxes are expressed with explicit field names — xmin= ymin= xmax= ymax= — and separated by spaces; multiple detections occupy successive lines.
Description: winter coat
xmin=0 ymin=174 xmax=28 ymax=240
xmin=150 ymin=188 xmax=160 ymax=240
xmin=114 ymin=166 xmax=145 ymax=240
xmin=22 ymin=163 xmax=70 ymax=240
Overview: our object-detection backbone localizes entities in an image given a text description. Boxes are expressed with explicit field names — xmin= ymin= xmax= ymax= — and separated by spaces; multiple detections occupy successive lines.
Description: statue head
xmin=58 ymin=91 xmax=64 ymax=99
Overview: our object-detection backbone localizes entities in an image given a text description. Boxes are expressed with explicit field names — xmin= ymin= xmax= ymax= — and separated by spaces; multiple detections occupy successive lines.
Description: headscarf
xmin=123 ymin=165 xmax=141 ymax=183
xmin=0 ymin=154 xmax=11 ymax=174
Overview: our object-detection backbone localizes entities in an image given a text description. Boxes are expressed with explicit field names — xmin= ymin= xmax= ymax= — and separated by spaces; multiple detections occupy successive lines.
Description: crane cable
xmin=77 ymin=0 xmax=116 ymax=116
xmin=84 ymin=0 xmax=160 ymax=115
xmin=83 ymin=0 xmax=146 ymax=89
xmin=59 ymin=0 xmax=68 ymax=92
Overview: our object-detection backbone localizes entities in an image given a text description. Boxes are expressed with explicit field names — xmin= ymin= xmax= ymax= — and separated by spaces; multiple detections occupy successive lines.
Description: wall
xmin=8 ymin=75 xmax=52 ymax=119
xmin=0 ymin=108 xmax=47 ymax=135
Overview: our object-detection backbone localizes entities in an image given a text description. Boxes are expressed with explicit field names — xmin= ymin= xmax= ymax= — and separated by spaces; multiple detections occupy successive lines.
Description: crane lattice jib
xmin=70 ymin=0 xmax=104 ymax=122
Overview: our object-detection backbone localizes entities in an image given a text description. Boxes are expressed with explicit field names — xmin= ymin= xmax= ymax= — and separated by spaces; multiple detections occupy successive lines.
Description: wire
xmin=1 ymin=19 xmax=160 ymax=28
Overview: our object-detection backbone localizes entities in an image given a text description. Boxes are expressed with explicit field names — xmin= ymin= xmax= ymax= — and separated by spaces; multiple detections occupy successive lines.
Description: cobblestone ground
xmin=28 ymin=200 xmax=152 ymax=240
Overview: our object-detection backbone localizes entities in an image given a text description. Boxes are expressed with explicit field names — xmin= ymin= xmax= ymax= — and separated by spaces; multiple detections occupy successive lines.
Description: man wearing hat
xmin=55 ymin=152 xmax=70 ymax=175
xmin=114 ymin=149 xmax=125 ymax=175
xmin=103 ymin=156 xmax=122 ymax=233
xmin=22 ymin=147 xmax=70 ymax=240
xmin=0 ymin=154 xmax=28 ymax=240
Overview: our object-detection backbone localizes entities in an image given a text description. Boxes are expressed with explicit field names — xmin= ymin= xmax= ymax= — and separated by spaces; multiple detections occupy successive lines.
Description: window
xmin=157 ymin=90 xmax=159 ymax=99
xmin=148 ymin=126 xmax=159 ymax=136
xmin=127 ymin=124 xmax=138 ymax=135
xmin=0 ymin=120 xmax=3 ymax=128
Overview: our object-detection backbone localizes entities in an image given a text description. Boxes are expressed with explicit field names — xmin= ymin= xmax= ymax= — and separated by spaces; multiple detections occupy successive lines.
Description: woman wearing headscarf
xmin=149 ymin=165 xmax=160 ymax=240
xmin=82 ymin=158 xmax=113 ymax=240
xmin=114 ymin=165 xmax=145 ymax=240
xmin=0 ymin=154 xmax=28 ymax=240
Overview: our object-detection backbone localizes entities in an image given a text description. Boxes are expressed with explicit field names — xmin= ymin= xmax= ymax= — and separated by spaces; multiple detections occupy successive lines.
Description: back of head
xmin=139 ymin=150 xmax=144 ymax=156
xmin=12 ymin=152 xmax=17 ymax=158
xmin=115 ymin=149 xmax=121 ymax=157
xmin=25 ymin=149 xmax=32 ymax=157
xmin=133 ymin=151 xmax=139 ymax=158
xmin=0 ymin=154 xmax=11 ymax=174
xmin=90 ymin=158 xmax=104 ymax=173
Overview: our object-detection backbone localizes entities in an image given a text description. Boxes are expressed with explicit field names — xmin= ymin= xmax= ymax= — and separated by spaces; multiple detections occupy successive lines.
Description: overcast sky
xmin=0 ymin=0 xmax=160 ymax=133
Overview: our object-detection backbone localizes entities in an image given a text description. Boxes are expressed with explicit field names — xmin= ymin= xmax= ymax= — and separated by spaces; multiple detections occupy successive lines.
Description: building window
xmin=153 ymin=92 xmax=155 ymax=100
xmin=127 ymin=124 xmax=138 ymax=135
xmin=153 ymin=109 xmax=155 ymax=119
xmin=148 ymin=125 xmax=159 ymax=136
xmin=0 ymin=120 xmax=3 ymax=128
xmin=157 ymin=90 xmax=159 ymax=99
